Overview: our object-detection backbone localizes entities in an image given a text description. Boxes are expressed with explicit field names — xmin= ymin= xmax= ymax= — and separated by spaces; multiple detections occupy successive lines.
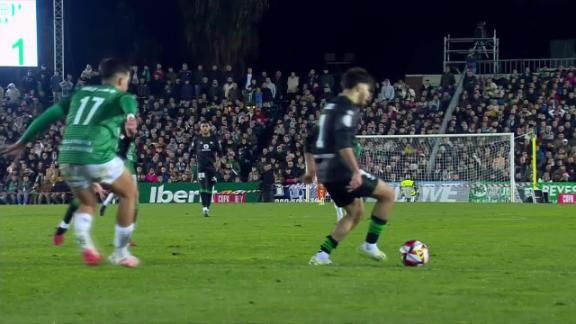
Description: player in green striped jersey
xmin=0 ymin=58 xmax=140 ymax=268
xmin=53 ymin=128 xmax=138 ymax=246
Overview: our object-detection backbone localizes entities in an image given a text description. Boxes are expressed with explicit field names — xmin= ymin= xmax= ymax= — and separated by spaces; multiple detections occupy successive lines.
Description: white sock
xmin=203 ymin=207 xmax=208 ymax=212
xmin=114 ymin=224 xmax=134 ymax=258
xmin=335 ymin=205 xmax=344 ymax=222
xmin=58 ymin=221 xmax=70 ymax=229
xmin=74 ymin=212 xmax=95 ymax=250
xmin=103 ymin=193 xmax=115 ymax=206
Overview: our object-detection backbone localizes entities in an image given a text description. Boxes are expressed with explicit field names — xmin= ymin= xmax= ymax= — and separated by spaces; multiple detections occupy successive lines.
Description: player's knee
xmin=374 ymin=183 xmax=394 ymax=202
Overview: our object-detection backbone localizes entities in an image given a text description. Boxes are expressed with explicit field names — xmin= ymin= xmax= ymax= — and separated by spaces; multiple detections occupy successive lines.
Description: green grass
xmin=1 ymin=203 xmax=575 ymax=324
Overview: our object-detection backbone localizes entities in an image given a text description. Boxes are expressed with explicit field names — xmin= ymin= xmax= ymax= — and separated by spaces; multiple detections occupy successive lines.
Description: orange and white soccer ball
xmin=400 ymin=240 xmax=429 ymax=266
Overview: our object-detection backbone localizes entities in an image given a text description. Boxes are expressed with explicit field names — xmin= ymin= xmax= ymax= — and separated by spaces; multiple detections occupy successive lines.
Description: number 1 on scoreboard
xmin=11 ymin=38 xmax=24 ymax=66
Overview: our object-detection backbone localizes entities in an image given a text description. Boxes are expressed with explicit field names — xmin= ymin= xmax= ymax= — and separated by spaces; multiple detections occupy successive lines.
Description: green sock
xmin=320 ymin=235 xmax=339 ymax=254
xmin=62 ymin=199 xmax=80 ymax=225
xmin=365 ymin=216 xmax=387 ymax=244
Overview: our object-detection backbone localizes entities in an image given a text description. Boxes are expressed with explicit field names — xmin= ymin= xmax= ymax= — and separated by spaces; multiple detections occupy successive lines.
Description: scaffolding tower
xmin=53 ymin=0 xmax=64 ymax=76
xmin=443 ymin=30 xmax=499 ymax=74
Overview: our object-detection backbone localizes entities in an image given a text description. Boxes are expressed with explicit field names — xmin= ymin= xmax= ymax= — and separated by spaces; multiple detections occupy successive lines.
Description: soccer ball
xmin=399 ymin=240 xmax=429 ymax=267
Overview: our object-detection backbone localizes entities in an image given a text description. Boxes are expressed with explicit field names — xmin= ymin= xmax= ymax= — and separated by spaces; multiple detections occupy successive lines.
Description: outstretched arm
xmin=0 ymin=102 xmax=68 ymax=157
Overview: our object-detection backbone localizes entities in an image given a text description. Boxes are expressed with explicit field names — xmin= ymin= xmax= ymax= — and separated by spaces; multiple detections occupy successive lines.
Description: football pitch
xmin=1 ymin=203 xmax=575 ymax=323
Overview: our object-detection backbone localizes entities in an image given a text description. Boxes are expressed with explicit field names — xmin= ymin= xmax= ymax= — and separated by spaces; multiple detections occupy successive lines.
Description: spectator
xmin=287 ymin=72 xmax=299 ymax=98
xmin=260 ymin=163 xmax=275 ymax=202
xmin=5 ymin=83 xmax=21 ymax=106
xmin=153 ymin=63 xmax=166 ymax=81
xmin=145 ymin=169 xmax=159 ymax=183
xmin=208 ymin=65 xmax=222 ymax=84
xmin=80 ymin=64 xmax=97 ymax=84
xmin=51 ymin=176 xmax=69 ymax=204
xmin=263 ymin=78 xmax=276 ymax=101
xmin=137 ymin=78 xmax=150 ymax=98
xmin=273 ymin=70 xmax=286 ymax=100
xmin=17 ymin=174 xmax=32 ymax=205
xmin=166 ymin=67 xmax=178 ymax=83
xmin=242 ymin=67 xmax=254 ymax=90
xmin=378 ymin=79 xmax=395 ymax=102
xmin=59 ymin=74 xmax=74 ymax=98
xmin=319 ymin=69 xmax=335 ymax=91
xmin=207 ymin=80 xmax=224 ymax=100
xmin=50 ymin=71 xmax=63 ymax=102
xmin=150 ymin=73 xmax=165 ymax=96
xmin=6 ymin=174 xmax=18 ymax=204
xmin=223 ymin=64 xmax=235 ymax=82
xmin=180 ymin=63 xmax=193 ymax=83
xmin=223 ymin=78 xmax=234 ymax=99
xmin=22 ymin=70 xmax=37 ymax=93
xmin=441 ymin=66 xmax=456 ymax=89
xmin=141 ymin=65 xmax=151 ymax=83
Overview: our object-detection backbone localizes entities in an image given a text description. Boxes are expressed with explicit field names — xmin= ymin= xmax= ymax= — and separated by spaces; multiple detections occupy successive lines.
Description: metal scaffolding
xmin=53 ymin=0 xmax=64 ymax=76
xmin=443 ymin=30 xmax=499 ymax=74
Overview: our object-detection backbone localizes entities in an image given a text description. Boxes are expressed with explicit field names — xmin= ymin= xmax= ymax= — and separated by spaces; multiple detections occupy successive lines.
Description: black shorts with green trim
xmin=324 ymin=172 xmax=379 ymax=208
xmin=198 ymin=168 xmax=217 ymax=192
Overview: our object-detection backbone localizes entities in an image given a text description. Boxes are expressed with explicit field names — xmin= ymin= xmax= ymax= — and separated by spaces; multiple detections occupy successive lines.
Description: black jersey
xmin=305 ymin=95 xmax=359 ymax=183
xmin=191 ymin=135 xmax=222 ymax=171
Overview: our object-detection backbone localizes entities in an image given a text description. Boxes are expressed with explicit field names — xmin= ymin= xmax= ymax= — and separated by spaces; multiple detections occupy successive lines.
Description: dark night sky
xmin=42 ymin=0 xmax=576 ymax=79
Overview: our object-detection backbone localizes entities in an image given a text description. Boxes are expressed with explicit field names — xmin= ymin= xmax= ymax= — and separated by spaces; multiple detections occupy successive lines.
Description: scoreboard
xmin=0 ymin=0 xmax=38 ymax=67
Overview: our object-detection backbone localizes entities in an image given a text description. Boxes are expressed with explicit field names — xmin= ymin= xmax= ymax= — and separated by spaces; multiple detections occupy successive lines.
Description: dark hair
xmin=99 ymin=58 xmax=130 ymax=80
xmin=340 ymin=67 xmax=374 ymax=90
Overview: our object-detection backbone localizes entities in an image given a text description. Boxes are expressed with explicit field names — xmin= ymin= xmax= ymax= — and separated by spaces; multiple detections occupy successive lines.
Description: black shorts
xmin=324 ymin=172 xmax=379 ymax=208
xmin=198 ymin=168 xmax=217 ymax=192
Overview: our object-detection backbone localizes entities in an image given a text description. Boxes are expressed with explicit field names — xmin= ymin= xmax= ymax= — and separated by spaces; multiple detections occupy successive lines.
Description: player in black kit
xmin=192 ymin=122 xmax=222 ymax=217
xmin=304 ymin=67 xmax=396 ymax=265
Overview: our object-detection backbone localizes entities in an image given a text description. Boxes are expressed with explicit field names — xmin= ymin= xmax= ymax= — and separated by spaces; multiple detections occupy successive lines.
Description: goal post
xmin=355 ymin=133 xmax=517 ymax=203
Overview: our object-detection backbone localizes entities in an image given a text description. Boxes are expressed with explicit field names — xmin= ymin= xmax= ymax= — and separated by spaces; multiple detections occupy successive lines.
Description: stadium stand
xmin=1 ymin=63 xmax=575 ymax=204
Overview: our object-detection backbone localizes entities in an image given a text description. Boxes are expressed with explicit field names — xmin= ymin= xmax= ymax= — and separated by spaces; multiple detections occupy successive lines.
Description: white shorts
xmin=60 ymin=157 xmax=125 ymax=189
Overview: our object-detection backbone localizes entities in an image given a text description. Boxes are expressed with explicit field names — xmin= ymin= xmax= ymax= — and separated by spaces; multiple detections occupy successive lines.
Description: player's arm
xmin=0 ymin=99 xmax=70 ymax=156
xmin=335 ymin=112 xmax=362 ymax=191
xmin=214 ymin=139 xmax=223 ymax=171
xmin=303 ymin=152 xmax=316 ymax=184
xmin=120 ymin=95 xmax=138 ymax=136
xmin=117 ymin=131 xmax=133 ymax=159
xmin=190 ymin=138 xmax=196 ymax=158
xmin=303 ymin=127 xmax=317 ymax=184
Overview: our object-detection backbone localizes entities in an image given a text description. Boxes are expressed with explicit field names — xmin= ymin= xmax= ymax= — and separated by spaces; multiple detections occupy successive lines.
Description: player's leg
xmin=198 ymin=171 xmax=207 ymax=215
xmin=60 ymin=163 xmax=102 ymax=265
xmin=106 ymin=166 xmax=139 ymax=267
xmin=53 ymin=198 xmax=80 ymax=245
xmin=99 ymin=192 xmax=115 ymax=216
xmin=199 ymin=170 xmax=213 ymax=216
xmin=334 ymin=204 xmax=344 ymax=222
xmin=310 ymin=183 xmax=364 ymax=265
xmin=129 ymin=173 xmax=139 ymax=247
xmin=361 ymin=178 xmax=395 ymax=260
xmin=206 ymin=173 xmax=217 ymax=213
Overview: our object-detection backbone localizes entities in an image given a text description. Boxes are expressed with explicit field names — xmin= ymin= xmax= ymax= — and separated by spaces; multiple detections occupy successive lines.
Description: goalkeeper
xmin=400 ymin=174 xmax=417 ymax=202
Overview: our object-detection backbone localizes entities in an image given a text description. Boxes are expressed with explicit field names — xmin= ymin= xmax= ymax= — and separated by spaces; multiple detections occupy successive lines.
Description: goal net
xmin=355 ymin=133 xmax=518 ymax=203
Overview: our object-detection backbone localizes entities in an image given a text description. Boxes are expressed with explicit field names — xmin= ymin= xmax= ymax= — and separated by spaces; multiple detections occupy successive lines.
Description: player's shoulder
xmin=327 ymin=95 xmax=353 ymax=109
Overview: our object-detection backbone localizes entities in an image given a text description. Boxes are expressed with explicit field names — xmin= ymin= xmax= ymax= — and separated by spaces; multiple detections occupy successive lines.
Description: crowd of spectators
xmin=1 ymin=62 xmax=454 ymax=204
xmin=1 ymin=60 xmax=574 ymax=204
xmin=448 ymin=67 xmax=576 ymax=182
